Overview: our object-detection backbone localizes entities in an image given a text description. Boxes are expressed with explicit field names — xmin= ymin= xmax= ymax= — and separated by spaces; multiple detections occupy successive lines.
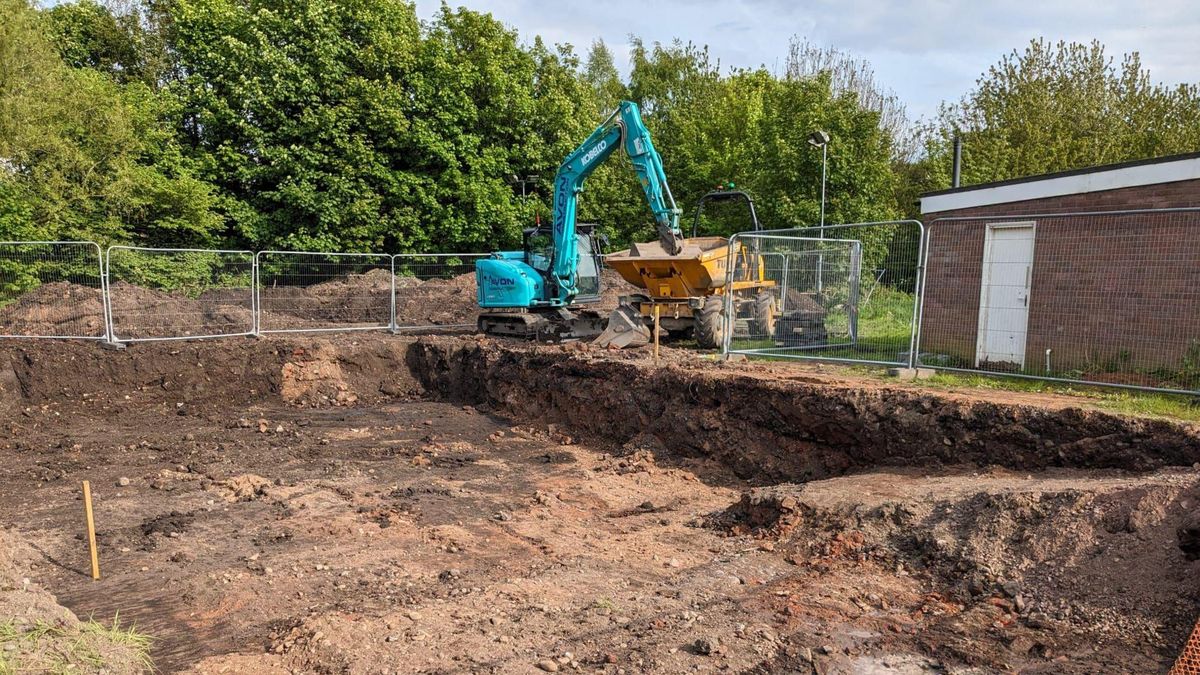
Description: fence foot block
xmin=888 ymin=367 xmax=935 ymax=381
xmin=99 ymin=341 xmax=126 ymax=351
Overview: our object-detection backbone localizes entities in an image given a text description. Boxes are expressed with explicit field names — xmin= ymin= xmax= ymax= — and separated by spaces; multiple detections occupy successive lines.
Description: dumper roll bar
xmin=691 ymin=190 xmax=762 ymax=238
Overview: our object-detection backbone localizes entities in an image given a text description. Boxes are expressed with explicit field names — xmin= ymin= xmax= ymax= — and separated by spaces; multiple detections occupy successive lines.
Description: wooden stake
xmin=653 ymin=304 xmax=661 ymax=362
xmin=82 ymin=480 xmax=100 ymax=581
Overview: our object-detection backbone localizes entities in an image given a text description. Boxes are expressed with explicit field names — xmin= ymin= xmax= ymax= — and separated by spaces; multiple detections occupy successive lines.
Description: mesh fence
xmin=392 ymin=254 xmax=486 ymax=330
xmin=256 ymin=252 xmax=394 ymax=333
xmin=105 ymin=247 xmax=255 ymax=342
xmin=1172 ymin=617 xmax=1200 ymax=675
xmin=0 ymin=242 xmax=106 ymax=339
xmin=918 ymin=210 xmax=1200 ymax=394
xmin=723 ymin=221 xmax=925 ymax=367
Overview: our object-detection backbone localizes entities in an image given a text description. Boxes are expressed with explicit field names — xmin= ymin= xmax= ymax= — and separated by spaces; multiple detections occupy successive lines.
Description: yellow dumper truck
xmin=598 ymin=190 xmax=778 ymax=349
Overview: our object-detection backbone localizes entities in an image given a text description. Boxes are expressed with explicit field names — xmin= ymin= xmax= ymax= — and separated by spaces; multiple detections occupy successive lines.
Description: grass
xmin=0 ymin=615 xmax=153 ymax=674
xmin=591 ymin=596 xmax=618 ymax=612
xmin=914 ymin=370 xmax=1200 ymax=422
xmin=730 ymin=285 xmax=917 ymax=364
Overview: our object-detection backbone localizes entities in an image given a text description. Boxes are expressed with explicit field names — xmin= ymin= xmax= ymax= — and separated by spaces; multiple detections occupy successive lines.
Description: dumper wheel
xmin=694 ymin=296 xmax=725 ymax=349
xmin=749 ymin=290 xmax=776 ymax=338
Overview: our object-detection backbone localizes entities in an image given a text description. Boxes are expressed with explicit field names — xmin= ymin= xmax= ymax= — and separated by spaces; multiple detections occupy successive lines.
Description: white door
xmin=976 ymin=223 xmax=1035 ymax=368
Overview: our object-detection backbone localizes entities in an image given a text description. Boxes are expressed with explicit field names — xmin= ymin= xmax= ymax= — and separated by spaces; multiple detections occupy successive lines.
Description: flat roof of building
xmin=920 ymin=151 xmax=1200 ymax=214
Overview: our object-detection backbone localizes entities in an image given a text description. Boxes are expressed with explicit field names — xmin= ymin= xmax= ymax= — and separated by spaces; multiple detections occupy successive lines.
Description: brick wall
xmin=920 ymin=179 xmax=1200 ymax=375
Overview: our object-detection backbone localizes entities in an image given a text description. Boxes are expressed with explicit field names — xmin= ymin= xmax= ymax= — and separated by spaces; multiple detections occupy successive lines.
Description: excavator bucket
xmin=594 ymin=303 xmax=651 ymax=349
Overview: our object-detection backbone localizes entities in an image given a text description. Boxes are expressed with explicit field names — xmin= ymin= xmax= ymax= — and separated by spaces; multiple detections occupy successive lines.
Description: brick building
xmin=918 ymin=152 xmax=1200 ymax=381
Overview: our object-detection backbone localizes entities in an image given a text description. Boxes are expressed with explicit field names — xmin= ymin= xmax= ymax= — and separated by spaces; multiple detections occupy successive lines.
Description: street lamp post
xmin=510 ymin=174 xmax=540 ymax=199
xmin=807 ymin=131 xmax=830 ymax=294
xmin=807 ymin=131 xmax=829 ymax=227
xmin=510 ymin=174 xmax=541 ymax=224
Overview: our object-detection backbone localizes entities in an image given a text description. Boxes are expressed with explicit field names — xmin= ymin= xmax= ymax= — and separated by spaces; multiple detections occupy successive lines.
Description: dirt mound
xmin=108 ymin=281 xmax=253 ymax=339
xmin=721 ymin=468 xmax=1200 ymax=670
xmin=392 ymin=271 xmax=479 ymax=327
xmin=258 ymin=268 xmax=396 ymax=330
xmin=0 ymin=262 xmax=643 ymax=338
xmin=308 ymin=267 xmax=393 ymax=295
xmin=596 ymin=265 xmax=633 ymax=312
xmin=0 ymin=281 xmax=105 ymax=337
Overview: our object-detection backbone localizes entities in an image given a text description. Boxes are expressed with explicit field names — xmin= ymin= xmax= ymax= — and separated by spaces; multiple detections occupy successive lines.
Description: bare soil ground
xmin=0 ymin=335 xmax=1197 ymax=674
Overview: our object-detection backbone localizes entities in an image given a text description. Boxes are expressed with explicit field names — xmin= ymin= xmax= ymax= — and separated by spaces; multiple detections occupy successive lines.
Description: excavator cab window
xmin=524 ymin=228 xmax=554 ymax=273
xmin=574 ymin=224 xmax=603 ymax=304
xmin=522 ymin=226 xmax=603 ymax=304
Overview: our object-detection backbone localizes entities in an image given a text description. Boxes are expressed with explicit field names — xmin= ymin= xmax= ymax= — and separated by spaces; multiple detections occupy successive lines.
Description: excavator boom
xmin=547 ymin=101 xmax=683 ymax=303
xmin=475 ymin=101 xmax=683 ymax=340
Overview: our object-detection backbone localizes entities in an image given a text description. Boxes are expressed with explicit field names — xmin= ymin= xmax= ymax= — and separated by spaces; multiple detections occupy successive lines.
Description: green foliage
xmin=11 ymin=1 xmax=1195 ymax=263
xmin=42 ymin=0 xmax=155 ymax=84
xmin=582 ymin=40 xmax=627 ymax=111
xmin=578 ymin=39 xmax=899 ymax=249
xmin=165 ymin=0 xmax=593 ymax=254
xmin=921 ymin=39 xmax=1200 ymax=189
xmin=107 ymin=248 xmax=251 ymax=295
xmin=0 ymin=0 xmax=220 ymax=246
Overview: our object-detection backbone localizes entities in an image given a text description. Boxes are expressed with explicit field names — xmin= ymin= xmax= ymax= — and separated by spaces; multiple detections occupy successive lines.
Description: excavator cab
xmin=522 ymin=224 xmax=604 ymax=304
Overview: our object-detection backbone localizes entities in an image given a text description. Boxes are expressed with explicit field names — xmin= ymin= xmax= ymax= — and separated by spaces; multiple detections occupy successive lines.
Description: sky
xmin=414 ymin=0 xmax=1200 ymax=122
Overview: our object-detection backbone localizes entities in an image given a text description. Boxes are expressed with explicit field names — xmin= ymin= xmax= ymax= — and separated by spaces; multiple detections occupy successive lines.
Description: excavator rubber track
xmin=478 ymin=307 xmax=607 ymax=342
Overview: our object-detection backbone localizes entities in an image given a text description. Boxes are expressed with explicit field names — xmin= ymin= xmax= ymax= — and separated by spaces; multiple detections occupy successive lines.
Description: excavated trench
xmin=8 ymin=335 xmax=1197 ymax=482
xmin=404 ymin=339 xmax=1200 ymax=481
xmin=2 ymin=334 xmax=1199 ymax=672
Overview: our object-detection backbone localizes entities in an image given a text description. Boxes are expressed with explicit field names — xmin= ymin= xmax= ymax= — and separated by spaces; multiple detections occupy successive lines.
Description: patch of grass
xmin=591 ymin=596 xmax=618 ymax=612
xmin=914 ymin=371 xmax=1200 ymax=422
xmin=79 ymin=614 xmax=153 ymax=671
xmin=731 ymin=287 xmax=917 ymax=364
xmin=0 ymin=615 xmax=153 ymax=674
xmin=723 ymin=285 xmax=1200 ymax=422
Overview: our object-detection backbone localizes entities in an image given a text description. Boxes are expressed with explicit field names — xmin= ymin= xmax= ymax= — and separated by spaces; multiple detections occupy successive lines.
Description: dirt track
xmin=0 ymin=335 xmax=1198 ymax=674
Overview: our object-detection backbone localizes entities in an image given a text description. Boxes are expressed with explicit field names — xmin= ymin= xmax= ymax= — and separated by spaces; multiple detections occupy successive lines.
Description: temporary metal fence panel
xmin=1172 ymin=616 xmax=1200 ymax=675
xmin=918 ymin=209 xmax=1200 ymax=395
xmin=723 ymin=234 xmax=862 ymax=356
xmin=723 ymin=220 xmax=926 ymax=368
xmin=105 ymin=247 xmax=255 ymax=342
xmin=392 ymin=254 xmax=487 ymax=330
xmin=0 ymin=241 xmax=106 ymax=340
xmin=255 ymin=251 xmax=394 ymax=333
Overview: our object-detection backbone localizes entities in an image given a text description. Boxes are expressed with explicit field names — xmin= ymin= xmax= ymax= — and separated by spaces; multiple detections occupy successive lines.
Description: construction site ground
xmin=1 ymin=334 xmax=1199 ymax=674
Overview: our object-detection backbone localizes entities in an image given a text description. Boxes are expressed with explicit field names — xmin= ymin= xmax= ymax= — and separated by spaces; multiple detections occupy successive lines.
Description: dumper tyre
xmin=749 ymin=291 xmax=776 ymax=338
xmin=694 ymin=296 xmax=725 ymax=349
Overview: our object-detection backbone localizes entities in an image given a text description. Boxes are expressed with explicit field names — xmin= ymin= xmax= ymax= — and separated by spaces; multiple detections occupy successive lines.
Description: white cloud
xmin=416 ymin=0 xmax=1200 ymax=121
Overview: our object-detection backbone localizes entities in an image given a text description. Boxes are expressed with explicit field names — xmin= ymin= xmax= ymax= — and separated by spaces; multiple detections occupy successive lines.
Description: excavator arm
xmin=549 ymin=100 xmax=683 ymax=304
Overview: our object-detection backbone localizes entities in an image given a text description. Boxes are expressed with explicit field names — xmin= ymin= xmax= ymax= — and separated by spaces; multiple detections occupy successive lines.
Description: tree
xmin=786 ymin=37 xmax=913 ymax=162
xmin=582 ymin=39 xmax=626 ymax=111
xmin=755 ymin=73 xmax=897 ymax=229
xmin=165 ymin=0 xmax=593 ymax=253
xmin=0 ymin=0 xmax=220 ymax=245
xmin=922 ymin=39 xmax=1200 ymax=189
xmin=43 ymin=1 xmax=140 ymax=81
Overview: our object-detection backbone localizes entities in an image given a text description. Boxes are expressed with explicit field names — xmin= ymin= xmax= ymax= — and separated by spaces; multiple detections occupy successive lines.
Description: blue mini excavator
xmin=475 ymin=100 xmax=683 ymax=341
